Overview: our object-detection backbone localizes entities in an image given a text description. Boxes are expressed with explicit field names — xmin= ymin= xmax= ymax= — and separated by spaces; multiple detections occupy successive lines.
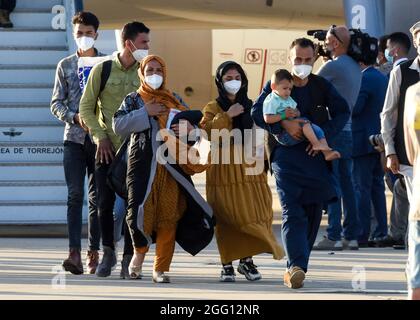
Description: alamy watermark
xmin=351 ymin=5 xmax=366 ymax=30
xmin=51 ymin=5 xmax=66 ymax=30
xmin=155 ymin=122 xmax=266 ymax=176
xmin=51 ymin=265 xmax=66 ymax=289
xmin=351 ymin=265 xmax=367 ymax=291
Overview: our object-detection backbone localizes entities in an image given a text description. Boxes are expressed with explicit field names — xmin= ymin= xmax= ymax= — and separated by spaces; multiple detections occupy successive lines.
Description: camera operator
xmin=314 ymin=25 xmax=362 ymax=250
xmin=352 ymin=52 xmax=389 ymax=247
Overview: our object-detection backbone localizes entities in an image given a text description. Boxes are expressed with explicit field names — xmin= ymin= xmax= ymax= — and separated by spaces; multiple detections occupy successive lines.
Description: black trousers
xmin=0 ymin=0 xmax=16 ymax=11
xmin=95 ymin=161 xmax=116 ymax=249
xmin=63 ymin=137 xmax=100 ymax=251
xmin=125 ymin=132 xmax=152 ymax=249
xmin=123 ymin=220 xmax=134 ymax=256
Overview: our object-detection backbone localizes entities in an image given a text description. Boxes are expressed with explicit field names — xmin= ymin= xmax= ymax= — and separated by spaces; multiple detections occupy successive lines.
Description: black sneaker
xmin=375 ymin=235 xmax=396 ymax=248
xmin=393 ymin=239 xmax=406 ymax=250
xmin=359 ymin=240 xmax=377 ymax=248
xmin=220 ymin=265 xmax=235 ymax=282
xmin=237 ymin=258 xmax=262 ymax=281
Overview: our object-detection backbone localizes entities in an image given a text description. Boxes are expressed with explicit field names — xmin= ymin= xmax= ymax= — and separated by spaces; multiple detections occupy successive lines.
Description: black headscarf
xmin=215 ymin=61 xmax=254 ymax=134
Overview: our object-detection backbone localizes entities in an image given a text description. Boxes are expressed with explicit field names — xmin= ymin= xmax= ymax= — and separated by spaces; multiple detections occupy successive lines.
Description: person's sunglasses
xmin=329 ymin=25 xmax=343 ymax=44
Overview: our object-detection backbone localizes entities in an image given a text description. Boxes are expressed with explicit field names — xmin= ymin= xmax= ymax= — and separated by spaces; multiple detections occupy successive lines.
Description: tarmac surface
xmin=0 ymin=225 xmax=409 ymax=300
xmin=0 ymin=174 xmax=407 ymax=300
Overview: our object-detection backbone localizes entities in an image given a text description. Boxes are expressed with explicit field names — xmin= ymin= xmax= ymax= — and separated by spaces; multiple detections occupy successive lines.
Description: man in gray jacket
xmin=51 ymin=12 xmax=104 ymax=275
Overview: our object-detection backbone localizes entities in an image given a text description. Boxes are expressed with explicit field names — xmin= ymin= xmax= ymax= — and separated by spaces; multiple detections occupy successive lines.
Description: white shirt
xmin=403 ymin=82 xmax=420 ymax=220
xmin=393 ymin=57 xmax=409 ymax=68
xmin=380 ymin=57 xmax=420 ymax=157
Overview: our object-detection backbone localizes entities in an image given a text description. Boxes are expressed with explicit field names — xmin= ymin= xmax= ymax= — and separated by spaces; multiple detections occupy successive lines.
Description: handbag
xmin=106 ymin=110 xmax=204 ymax=200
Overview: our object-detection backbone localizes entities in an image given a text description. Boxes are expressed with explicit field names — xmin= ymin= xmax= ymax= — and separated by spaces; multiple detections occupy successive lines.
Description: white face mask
xmin=224 ymin=80 xmax=241 ymax=95
xmin=130 ymin=40 xmax=148 ymax=62
xmin=292 ymin=64 xmax=313 ymax=80
xmin=145 ymin=74 xmax=163 ymax=90
xmin=75 ymin=36 xmax=95 ymax=51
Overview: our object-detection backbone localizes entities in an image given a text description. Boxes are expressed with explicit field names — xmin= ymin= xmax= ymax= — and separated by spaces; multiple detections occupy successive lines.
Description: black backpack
xmin=99 ymin=59 xmax=112 ymax=93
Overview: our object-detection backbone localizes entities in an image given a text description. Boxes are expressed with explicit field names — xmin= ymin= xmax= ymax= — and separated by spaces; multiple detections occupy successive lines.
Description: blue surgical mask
xmin=384 ymin=48 xmax=393 ymax=63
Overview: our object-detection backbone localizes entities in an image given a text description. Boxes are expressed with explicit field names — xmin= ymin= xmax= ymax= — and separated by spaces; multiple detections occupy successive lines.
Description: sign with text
xmin=0 ymin=145 xmax=64 ymax=162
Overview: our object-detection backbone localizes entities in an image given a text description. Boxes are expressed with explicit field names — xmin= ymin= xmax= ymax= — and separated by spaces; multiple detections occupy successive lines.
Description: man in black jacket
xmin=251 ymin=38 xmax=349 ymax=289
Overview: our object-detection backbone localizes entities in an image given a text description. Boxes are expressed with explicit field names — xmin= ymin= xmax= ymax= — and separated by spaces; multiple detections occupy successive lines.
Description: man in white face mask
xmin=251 ymin=38 xmax=350 ymax=289
xmin=51 ymin=11 xmax=105 ymax=277
xmin=73 ymin=14 xmax=99 ymax=55
xmin=79 ymin=21 xmax=151 ymax=279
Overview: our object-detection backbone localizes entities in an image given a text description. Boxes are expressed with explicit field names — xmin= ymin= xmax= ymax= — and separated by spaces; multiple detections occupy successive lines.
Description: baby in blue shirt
xmin=263 ymin=69 xmax=340 ymax=161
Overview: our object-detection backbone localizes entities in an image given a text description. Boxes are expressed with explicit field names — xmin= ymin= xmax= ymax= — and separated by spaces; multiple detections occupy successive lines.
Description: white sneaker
xmin=128 ymin=253 xmax=145 ymax=279
xmin=313 ymin=236 xmax=343 ymax=251
xmin=343 ymin=239 xmax=359 ymax=250
xmin=153 ymin=271 xmax=170 ymax=283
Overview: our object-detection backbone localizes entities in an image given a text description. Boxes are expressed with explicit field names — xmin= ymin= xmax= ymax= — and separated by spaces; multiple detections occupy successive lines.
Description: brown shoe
xmin=284 ymin=266 xmax=305 ymax=289
xmin=86 ymin=250 xmax=99 ymax=274
xmin=0 ymin=9 xmax=13 ymax=28
xmin=62 ymin=248 xmax=83 ymax=275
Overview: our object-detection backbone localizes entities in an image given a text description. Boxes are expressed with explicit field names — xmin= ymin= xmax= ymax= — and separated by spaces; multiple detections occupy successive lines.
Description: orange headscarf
xmin=137 ymin=55 xmax=208 ymax=175
xmin=138 ymin=55 xmax=188 ymax=130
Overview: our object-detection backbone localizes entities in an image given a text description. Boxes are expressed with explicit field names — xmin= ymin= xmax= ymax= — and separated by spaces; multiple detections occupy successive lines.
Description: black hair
xmin=360 ymin=50 xmax=378 ymax=66
xmin=72 ymin=12 xmax=99 ymax=32
xmin=215 ymin=61 xmax=253 ymax=134
xmin=388 ymin=32 xmax=411 ymax=54
xmin=289 ymin=38 xmax=315 ymax=51
xmin=273 ymin=69 xmax=293 ymax=84
xmin=378 ymin=34 xmax=389 ymax=53
xmin=121 ymin=21 xmax=150 ymax=46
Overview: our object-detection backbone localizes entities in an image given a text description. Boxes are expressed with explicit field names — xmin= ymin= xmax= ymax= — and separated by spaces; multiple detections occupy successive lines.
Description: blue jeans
xmin=353 ymin=153 xmax=388 ymax=242
xmin=275 ymin=118 xmax=325 ymax=146
xmin=407 ymin=220 xmax=420 ymax=289
xmin=63 ymin=137 xmax=100 ymax=251
xmin=327 ymin=130 xmax=360 ymax=241
xmin=113 ymin=195 xmax=133 ymax=256
xmin=113 ymin=195 xmax=126 ymax=243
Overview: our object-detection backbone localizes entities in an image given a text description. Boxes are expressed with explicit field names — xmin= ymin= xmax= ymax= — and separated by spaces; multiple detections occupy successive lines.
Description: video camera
xmin=307 ymin=27 xmax=378 ymax=64
xmin=369 ymin=134 xmax=384 ymax=152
